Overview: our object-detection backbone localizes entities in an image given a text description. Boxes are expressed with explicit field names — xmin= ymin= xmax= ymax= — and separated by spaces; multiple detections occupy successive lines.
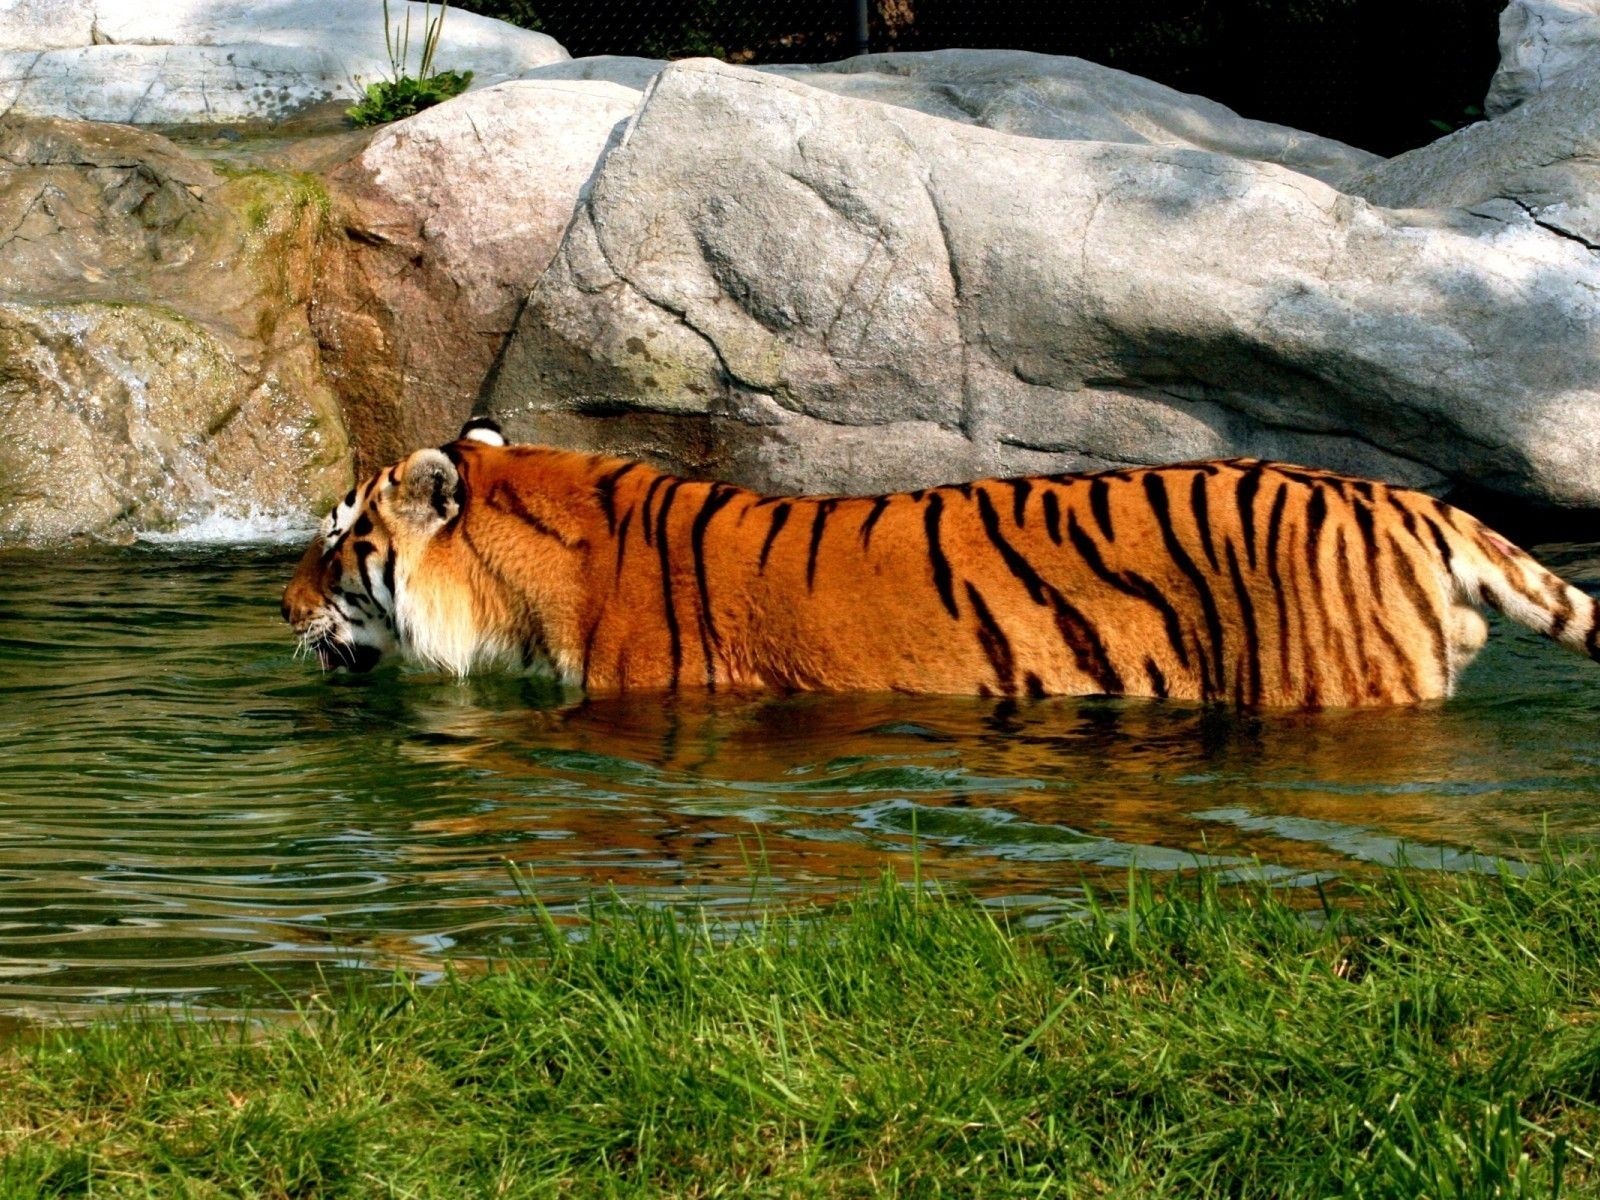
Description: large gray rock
xmin=523 ymin=50 xmax=1380 ymax=187
xmin=1486 ymin=0 xmax=1600 ymax=115
xmin=1349 ymin=59 xmax=1600 ymax=251
xmin=486 ymin=59 xmax=1600 ymax=507
xmin=0 ymin=0 xmax=568 ymax=124
xmin=312 ymin=79 xmax=639 ymax=472
xmin=0 ymin=118 xmax=349 ymax=541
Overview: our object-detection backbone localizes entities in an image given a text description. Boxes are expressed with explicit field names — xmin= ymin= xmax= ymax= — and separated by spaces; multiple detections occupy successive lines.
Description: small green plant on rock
xmin=348 ymin=0 xmax=473 ymax=127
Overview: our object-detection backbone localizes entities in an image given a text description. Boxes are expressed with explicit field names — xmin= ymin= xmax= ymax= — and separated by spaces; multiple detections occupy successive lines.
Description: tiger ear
xmin=458 ymin=417 xmax=505 ymax=447
xmin=393 ymin=449 xmax=461 ymax=527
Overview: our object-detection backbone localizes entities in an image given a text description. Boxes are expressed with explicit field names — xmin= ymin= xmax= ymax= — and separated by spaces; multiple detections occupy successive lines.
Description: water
xmin=1 ymin=541 xmax=1599 ymax=1020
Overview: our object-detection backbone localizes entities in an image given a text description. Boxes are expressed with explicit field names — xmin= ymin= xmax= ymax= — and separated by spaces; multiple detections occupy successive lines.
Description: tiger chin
xmin=283 ymin=417 xmax=1600 ymax=709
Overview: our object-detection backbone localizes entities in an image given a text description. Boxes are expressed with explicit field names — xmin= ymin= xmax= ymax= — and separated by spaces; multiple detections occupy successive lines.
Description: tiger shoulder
xmin=282 ymin=419 xmax=1600 ymax=707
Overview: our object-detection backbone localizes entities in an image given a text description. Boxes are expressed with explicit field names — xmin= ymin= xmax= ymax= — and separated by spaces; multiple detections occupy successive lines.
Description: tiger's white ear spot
xmin=460 ymin=417 xmax=506 ymax=447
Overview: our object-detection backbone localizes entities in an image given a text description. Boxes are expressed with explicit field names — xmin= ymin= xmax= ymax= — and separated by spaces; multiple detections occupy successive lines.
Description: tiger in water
xmin=282 ymin=418 xmax=1599 ymax=707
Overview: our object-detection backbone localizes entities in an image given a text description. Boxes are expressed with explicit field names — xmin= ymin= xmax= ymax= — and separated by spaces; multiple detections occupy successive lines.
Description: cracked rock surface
xmin=1487 ymin=0 xmax=1600 ymax=115
xmin=485 ymin=58 xmax=1600 ymax=507
xmin=0 ymin=0 xmax=568 ymax=124
xmin=0 ymin=117 xmax=349 ymax=541
xmin=313 ymin=79 xmax=638 ymax=474
xmin=522 ymin=50 xmax=1380 ymax=188
xmin=1350 ymin=58 xmax=1600 ymax=253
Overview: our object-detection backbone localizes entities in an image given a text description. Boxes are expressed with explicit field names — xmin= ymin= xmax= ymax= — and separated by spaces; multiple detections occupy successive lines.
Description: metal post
xmin=854 ymin=0 xmax=870 ymax=57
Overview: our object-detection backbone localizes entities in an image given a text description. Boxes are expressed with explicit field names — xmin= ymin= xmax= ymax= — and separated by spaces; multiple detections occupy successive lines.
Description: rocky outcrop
xmin=0 ymin=118 xmax=349 ymax=541
xmin=1349 ymin=58 xmax=1600 ymax=252
xmin=312 ymin=78 xmax=637 ymax=473
xmin=0 ymin=0 xmax=568 ymax=125
xmin=9 ymin=18 xmax=1600 ymax=542
xmin=1486 ymin=0 xmax=1600 ymax=115
xmin=484 ymin=59 xmax=1600 ymax=507
xmin=523 ymin=50 xmax=1380 ymax=187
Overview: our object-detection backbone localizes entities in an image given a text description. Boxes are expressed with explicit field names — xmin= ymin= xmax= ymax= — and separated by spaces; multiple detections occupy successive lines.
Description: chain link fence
xmin=453 ymin=1 xmax=1505 ymax=155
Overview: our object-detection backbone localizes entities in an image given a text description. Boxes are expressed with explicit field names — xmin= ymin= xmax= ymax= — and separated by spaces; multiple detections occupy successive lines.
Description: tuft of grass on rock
xmin=348 ymin=0 xmax=473 ymax=128
xmin=5 ymin=856 xmax=1600 ymax=1195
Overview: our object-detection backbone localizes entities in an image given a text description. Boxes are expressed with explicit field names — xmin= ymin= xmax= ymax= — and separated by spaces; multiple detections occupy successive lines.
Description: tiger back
xmin=282 ymin=420 xmax=1600 ymax=707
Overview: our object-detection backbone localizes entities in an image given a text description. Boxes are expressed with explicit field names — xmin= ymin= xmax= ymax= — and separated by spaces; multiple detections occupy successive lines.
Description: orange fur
xmin=283 ymin=428 xmax=1600 ymax=707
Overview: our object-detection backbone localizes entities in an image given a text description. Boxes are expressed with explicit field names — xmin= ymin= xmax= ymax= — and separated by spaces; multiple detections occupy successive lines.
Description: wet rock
xmin=521 ymin=49 xmax=1380 ymax=187
xmin=0 ymin=117 xmax=349 ymax=541
xmin=312 ymin=79 xmax=638 ymax=472
xmin=0 ymin=0 xmax=568 ymax=125
xmin=485 ymin=59 xmax=1600 ymax=507
xmin=1486 ymin=0 xmax=1600 ymax=115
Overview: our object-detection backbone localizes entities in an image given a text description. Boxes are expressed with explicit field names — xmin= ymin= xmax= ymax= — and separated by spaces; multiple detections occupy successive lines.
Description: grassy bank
xmin=5 ymin=860 xmax=1600 ymax=1198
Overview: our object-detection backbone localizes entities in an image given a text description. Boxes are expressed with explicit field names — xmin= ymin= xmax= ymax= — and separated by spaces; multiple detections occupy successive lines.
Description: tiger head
xmin=281 ymin=417 xmax=590 ymax=678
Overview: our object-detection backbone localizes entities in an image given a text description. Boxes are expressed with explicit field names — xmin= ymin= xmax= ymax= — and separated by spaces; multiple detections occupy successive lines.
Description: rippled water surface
xmin=2 ymin=542 xmax=1599 ymax=1019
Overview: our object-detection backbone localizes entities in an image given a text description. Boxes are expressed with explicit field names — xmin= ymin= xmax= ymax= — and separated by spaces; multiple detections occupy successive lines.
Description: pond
xmin=1 ymin=540 xmax=1599 ymax=1021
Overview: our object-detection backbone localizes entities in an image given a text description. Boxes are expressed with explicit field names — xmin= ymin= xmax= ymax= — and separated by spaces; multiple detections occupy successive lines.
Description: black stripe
xmin=355 ymin=540 xmax=380 ymax=599
xmin=1143 ymin=473 xmax=1223 ymax=701
xmin=614 ymin=508 xmax=633 ymax=581
xmin=1191 ymin=471 xmax=1220 ymax=573
xmin=654 ymin=480 xmax=684 ymax=689
xmin=1306 ymin=486 xmax=1329 ymax=587
xmin=1367 ymin=606 xmax=1418 ymax=703
xmin=1236 ymin=464 xmax=1263 ymax=570
xmin=1282 ymin=527 xmax=1320 ymax=708
xmin=1264 ymin=482 xmax=1291 ymax=689
xmin=974 ymin=488 xmax=1049 ymax=604
xmin=1352 ymin=498 xmax=1382 ymax=599
xmin=977 ymin=488 xmax=1123 ymax=693
xmin=1047 ymin=589 xmax=1123 ymax=695
xmin=1042 ymin=490 xmax=1063 ymax=546
xmin=1416 ymin=510 xmax=1455 ymax=568
xmin=691 ymin=484 xmax=740 ymax=682
xmin=1550 ymin=596 xmax=1572 ymax=641
xmin=923 ymin=494 xmax=960 ymax=619
xmin=593 ymin=462 xmax=640 ymax=535
xmin=1385 ymin=494 xmax=1421 ymax=544
xmin=964 ymin=582 xmax=1016 ymax=696
xmin=428 ymin=471 xmax=451 ymax=519
xmin=381 ymin=549 xmax=395 ymax=603
xmin=1387 ymin=533 xmax=1448 ymax=687
xmin=759 ymin=503 xmax=791 ymax=574
xmin=640 ymin=474 xmax=671 ymax=547
xmin=1224 ymin=540 xmax=1262 ymax=706
xmin=859 ymin=495 xmax=891 ymax=549
xmin=1089 ymin=477 xmax=1115 ymax=542
xmin=1144 ymin=657 xmax=1169 ymax=699
xmin=1008 ymin=478 xmax=1032 ymax=528
xmin=1065 ymin=511 xmax=1189 ymax=670
xmin=487 ymin=482 xmax=584 ymax=547
xmin=352 ymin=513 xmax=373 ymax=537
xmin=1024 ymin=672 xmax=1046 ymax=699
xmin=806 ymin=499 xmax=838 ymax=591
xmin=1334 ymin=527 xmax=1376 ymax=701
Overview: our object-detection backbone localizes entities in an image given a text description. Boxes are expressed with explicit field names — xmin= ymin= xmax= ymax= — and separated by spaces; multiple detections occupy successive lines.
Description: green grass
xmin=5 ymin=858 xmax=1600 ymax=1197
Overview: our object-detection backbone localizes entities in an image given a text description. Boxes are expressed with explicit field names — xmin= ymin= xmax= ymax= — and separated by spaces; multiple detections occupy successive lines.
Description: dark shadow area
xmin=455 ymin=0 xmax=1504 ymax=155
xmin=1444 ymin=485 xmax=1600 ymax=550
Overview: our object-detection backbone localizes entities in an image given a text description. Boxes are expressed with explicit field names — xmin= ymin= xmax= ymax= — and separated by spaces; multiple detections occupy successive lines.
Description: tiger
xmin=282 ymin=417 xmax=1600 ymax=708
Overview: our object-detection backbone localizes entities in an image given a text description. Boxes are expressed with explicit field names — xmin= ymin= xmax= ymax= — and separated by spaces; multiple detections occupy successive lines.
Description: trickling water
xmin=1 ymin=541 xmax=1599 ymax=1020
